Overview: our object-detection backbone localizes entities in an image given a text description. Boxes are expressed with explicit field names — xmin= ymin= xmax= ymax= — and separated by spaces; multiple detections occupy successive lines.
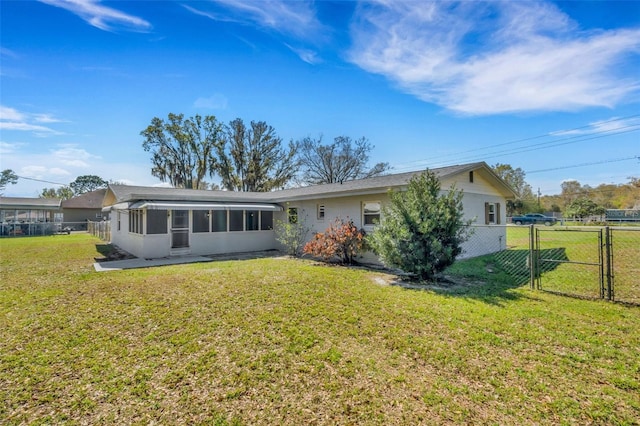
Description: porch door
xmin=171 ymin=210 xmax=189 ymax=249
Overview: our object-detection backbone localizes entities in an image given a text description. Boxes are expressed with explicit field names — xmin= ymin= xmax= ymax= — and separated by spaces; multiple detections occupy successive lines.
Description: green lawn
xmin=1 ymin=234 xmax=639 ymax=425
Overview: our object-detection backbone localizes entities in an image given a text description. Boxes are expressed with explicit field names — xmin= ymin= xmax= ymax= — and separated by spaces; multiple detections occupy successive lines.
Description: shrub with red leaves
xmin=303 ymin=217 xmax=365 ymax=264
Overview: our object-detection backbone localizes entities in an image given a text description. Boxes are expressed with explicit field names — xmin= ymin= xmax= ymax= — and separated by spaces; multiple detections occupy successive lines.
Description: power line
xmin=16 ymin=175 xmax=68 ymax=186
xmin=390 ymin=114 xmax=640 ymax=172
xmin=526 ymin=155 xmax=640 ymax=174
xmin=430 ymin=127 xmax=639 ymax=169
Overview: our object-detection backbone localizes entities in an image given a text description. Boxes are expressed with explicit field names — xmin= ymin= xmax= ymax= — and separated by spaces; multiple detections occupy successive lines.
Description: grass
xmin=1 ymin=234 xmax=640 ymax=425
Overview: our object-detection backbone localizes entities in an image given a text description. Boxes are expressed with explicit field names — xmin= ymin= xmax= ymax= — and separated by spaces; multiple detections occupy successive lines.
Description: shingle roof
xmin=105 ymin=162 xmax=516 ymax=206
xmin=61 ymin=189 xmax=107 ymax=209
xmin=0 ymin=197 xmax=62 ymax=209
xmin=107 ymin=185 xmax=276 ymax=204
xmin=268 ymin=162 xmax=485 ymax=201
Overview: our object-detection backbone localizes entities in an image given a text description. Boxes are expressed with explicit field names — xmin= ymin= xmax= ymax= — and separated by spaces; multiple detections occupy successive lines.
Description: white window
xmin=485 ymin=202 xmax=501 ymax=225
xmin=363 ymin=202 xmax=381 ymax=226
xmin=129 ymin=209 xmax=143 ymax=234
xmin=317 ymin=204 xmax=325 ymax=220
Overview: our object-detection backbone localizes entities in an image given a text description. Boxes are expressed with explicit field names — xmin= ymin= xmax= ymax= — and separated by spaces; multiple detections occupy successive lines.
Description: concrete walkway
xmin=93 ymin=250 xmax=283 ymax=272
xmin=94 ymin=256 xmax=212 ymax=272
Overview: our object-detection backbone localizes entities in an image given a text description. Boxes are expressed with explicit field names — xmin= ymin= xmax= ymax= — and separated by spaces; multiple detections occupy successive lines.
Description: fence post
xmin=529 ymin=224 xmax=536 ymax=289
xmin=605 ymin=226 xmax=613 ymax=301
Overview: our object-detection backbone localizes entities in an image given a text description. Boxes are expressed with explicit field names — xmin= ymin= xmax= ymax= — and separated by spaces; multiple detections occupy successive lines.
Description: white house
xmin=102 ymin=162 xmax=517 ymax=261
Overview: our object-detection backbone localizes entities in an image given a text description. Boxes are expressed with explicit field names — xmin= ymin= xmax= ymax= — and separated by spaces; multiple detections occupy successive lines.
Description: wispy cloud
xmin=193 ymin=93 xmax=229 ymax=110
xmin=20 ymin=165 xmax=71 ymax=178
xmin=285 ymin=44 xmax=321 ymax=65
xmin=204 ymin=0 xmax=321 ymax=38
xmin=51 ymin=144 xmax=99 ymax=168
xmin=38 ymin=0 xmax=152 ymax=32
xmin=0 ymin=105 xmax=65 ymax=136
xmin=0 ymin=47 xmax=18 ymax=58
xmin=348 ymin=1 xmax=640 ymax=115
xmin=185 ymin=0 xmax=325 ymax=63
xmin=0 ymin=141 xmax=22 ymax=155
xmin=550 ymin=116 xmax=640 ymax=136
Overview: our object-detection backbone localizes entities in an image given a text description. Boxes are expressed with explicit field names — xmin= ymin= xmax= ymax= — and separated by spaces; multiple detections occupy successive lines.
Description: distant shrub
xmin=303 ymin=218 xmax=365 ymax=264
xmin=274 ymin=218 xmax=309 ymax=257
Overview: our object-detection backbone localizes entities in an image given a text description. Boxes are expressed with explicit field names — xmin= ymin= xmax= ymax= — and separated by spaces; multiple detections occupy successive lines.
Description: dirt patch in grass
xmin=93 ymin=244 xmax=136 ymax=262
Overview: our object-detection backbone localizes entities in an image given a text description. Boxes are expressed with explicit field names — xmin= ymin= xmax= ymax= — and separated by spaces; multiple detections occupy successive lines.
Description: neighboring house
xmin=61 ymin=189 xmax=108 ymax=230
xmin=0 ymin=197 xmax=63 ymax=236
xmin=103 ymin=162 xmax=517 ymax=261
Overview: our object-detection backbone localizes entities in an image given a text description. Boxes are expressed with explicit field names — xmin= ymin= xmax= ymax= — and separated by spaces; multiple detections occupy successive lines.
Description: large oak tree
xmin=216 ymin=118 xmax=298 ymax=192
xmin=141 ymin=113 xmax=224 ymax=189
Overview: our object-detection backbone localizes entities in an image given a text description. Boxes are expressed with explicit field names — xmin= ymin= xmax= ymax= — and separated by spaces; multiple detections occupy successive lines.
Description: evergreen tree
xmin=0 ymin=169 xmax=18 ymax=194
xmin=69 ymin=175 xmax=107 ymax=194
xmin=368 ymin=170 xmax=471 ymax=280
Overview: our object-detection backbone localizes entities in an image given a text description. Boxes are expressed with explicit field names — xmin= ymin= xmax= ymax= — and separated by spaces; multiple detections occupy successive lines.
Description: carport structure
xmin=0 ymin=197 xmax=63 ymax=237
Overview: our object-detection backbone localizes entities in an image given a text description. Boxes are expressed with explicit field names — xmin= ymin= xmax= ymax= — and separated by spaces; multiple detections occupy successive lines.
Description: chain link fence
xmin=535 ymin=227 xmax=605 ymax=299
xmin=610 ymin=227 xmax=640 ymax=305
xmin=0 ymin=221 xmax=91 ymax=237
xmin=467 ymin=225 xmax=640 ymax=305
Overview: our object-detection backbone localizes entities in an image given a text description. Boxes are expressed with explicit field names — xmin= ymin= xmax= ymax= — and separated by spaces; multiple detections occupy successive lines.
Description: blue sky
xmin=1 ymin=0 xmax=639 ymax=197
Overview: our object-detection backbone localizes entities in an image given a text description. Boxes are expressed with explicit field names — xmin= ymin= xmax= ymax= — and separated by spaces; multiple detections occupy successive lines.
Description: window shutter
xmin=484 ymin=202 xmax=490 ymax=225
xmin=496 ymin=203 xmax=501 ymax=224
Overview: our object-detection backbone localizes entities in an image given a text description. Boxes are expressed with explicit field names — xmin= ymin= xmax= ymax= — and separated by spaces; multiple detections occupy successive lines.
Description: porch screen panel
xmin=212 ymin=210 xmax=227 ymax=232
xmin=147 ymin=209 xmax=168 ymax=234
xmin=245 ymin=210 xmax=259 ymax=231
xmin=172 ymin=210 xmax=189 ymax=229
xmin=229 ymin=210 xmax=243 ymax=232
xmin=192 ymin=210 xmax=210 ymax=233
xmin=260 ymin=211 xmax=273 ymax=230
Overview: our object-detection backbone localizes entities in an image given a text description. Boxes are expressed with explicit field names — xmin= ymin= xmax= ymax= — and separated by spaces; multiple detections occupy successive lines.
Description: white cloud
xmin=51 ymin=144 xmax=100 ymax=168
xmin=20 ymin=165 xmax=49 ymax=179
xmin=0 ymin=141 xmax=19 ymax=155
xmin=38 ymin=0 xmax=152 ymax=32
xmin=194 ymin=94 xmax=229 ymax=110
xmin=186 ymin=0 xmax=326 ymax=63
xmin=550 ymin=116 xmax=640 ymax=136
xmin=50 ymin=167 xmax=72 ymax=176
xmin=33 ymin=113 xmax=67 ymax=123
xmin=203 ymin=0 xmax=322 ymax=39
xmin=348 ymin=1 xmax=640 ymax=115
xmin=285 ymin=44 xmax=321 ymax=65
xmin=1 ymin=106 xmax=26 ymax=122
xmin=0 ymin=105 xmax=65 ymax=136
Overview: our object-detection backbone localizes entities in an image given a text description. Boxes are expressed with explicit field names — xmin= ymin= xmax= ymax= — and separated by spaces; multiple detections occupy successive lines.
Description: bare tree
xmin=297 ymin=136 xmax=389 ymax=185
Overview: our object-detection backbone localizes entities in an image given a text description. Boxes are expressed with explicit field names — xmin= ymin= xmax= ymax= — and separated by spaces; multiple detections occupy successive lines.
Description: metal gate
xmin=531 ymin=226 xmax=613 ymax=301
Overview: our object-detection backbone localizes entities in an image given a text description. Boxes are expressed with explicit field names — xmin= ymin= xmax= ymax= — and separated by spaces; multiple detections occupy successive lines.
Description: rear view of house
xmin=102 ymin=162 xmax=517 ymax=261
